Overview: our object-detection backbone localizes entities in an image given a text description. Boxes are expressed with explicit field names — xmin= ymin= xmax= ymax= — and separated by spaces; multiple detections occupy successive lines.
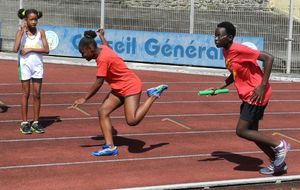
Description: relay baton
xmin=198 ymin=88 xmax=229 ymax=96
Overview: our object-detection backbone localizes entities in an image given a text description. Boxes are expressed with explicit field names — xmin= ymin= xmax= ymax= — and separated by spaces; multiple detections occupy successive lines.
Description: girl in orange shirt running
xmin=73 ymin=29 xmax=168 ymax=156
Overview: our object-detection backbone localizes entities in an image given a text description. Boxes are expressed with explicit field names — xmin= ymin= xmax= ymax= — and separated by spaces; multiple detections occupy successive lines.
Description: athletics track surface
xmin=0 ymin=58 xmax=300 ymax=190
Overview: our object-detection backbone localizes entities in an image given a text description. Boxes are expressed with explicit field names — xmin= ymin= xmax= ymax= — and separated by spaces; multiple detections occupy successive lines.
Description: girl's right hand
xmin=19 ymin=20 xmax=28 ymax=32
xmin=205 ymin=87 xmax=217 ymax=96
xmin=20 ymin=48 xmax=31 ymax=55
xmin=72 ymin=98 xmax=86 ymax=107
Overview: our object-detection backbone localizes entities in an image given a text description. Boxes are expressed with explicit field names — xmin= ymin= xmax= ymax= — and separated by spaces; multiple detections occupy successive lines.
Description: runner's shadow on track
xmin=199 ymin=151 xmax=263 ymax=171
xmin=82 ymin=128 xmax=169 ymax=153
xmin=0 ymin=105 xmax=9 ymax=113
xmin=39 ymin=116 xmax=62 ymax=129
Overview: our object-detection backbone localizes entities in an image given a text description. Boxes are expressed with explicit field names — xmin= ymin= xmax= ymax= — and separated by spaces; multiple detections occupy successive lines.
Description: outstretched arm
xmin=218 ymin=73 xmax=234 ymax=89
xmin=206 ymin=73 xmax=233 ymax=96
xmin=72 ymin=77 xmax=104 ymax=107
xmin=97 ymin=28 xmax=108 ymax=46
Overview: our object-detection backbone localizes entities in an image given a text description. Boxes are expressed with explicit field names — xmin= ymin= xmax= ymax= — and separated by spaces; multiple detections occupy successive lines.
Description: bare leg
xmin=123 ymin=92 xmax=157 ymax=126
xmin=21 ymin=80 xmax=30 ymax=122
xmin=250 ymin=120 xmax=275 ymax=161
xmin=32 ymin=80 xmax=42 ymax=121
xmin=98 ymin=92 xmax=123 ymax=147
xmin=236 ymin=118 xmax=280 ymax=149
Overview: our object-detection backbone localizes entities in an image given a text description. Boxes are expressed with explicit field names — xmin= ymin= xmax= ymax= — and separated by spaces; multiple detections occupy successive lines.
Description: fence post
xmin=19 ymin=0 xmax=23 ymax=25
xmin=101 ymin=0 xmax=105 ymax=29
xmin=286 ymin=0 xmax=294 ymax=74
xmin=189 ymin=0 xmax=195 ymax=34
xmin=19 ymin=0 xmax=23 ymax=9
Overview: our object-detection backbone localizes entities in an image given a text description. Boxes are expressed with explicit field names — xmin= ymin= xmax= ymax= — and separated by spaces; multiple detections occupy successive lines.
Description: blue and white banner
xmin=40 ymin=25 xmax=264 ymax=68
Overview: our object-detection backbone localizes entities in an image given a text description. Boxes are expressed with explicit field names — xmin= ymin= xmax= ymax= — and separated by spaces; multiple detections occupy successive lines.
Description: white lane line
xmin=1 ymin=149 xmax=299 ymax=170
xmin=1 ymin=128 xmax=300 ymax=143
xmin=0 ymin=81 xmax=293 ymax=86
xmin=0 ymin=150 xmax=275 ymax=170
xmin=2 ymin=111 xmax=300 ymax=123
xmin=3 ymin=100 xmax=300 ymax=107
xmin=2 ymin=90 xmax=300 ymax=96
xmin=4 ymin=99 xmax=300 ymax=108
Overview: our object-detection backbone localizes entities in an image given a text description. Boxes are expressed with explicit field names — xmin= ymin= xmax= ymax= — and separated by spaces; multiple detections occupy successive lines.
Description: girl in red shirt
xmin=73 ymin=29 xmax=168 ymax=156
xmin=210 ymin=21 xmax=289 ymax=175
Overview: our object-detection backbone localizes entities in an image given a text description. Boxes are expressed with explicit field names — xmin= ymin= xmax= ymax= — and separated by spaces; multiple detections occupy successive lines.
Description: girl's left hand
xmin=250 ymin=85 xmax=265 ymax=104
xmin=97 ymin=28 xmax=104 ymax=36
xmin=21 ymin=48 xmax=31 ymax=55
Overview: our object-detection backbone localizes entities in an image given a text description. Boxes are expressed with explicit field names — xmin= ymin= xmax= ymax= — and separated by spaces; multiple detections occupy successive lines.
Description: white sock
xmin=109 ymin=146 xmax=117 ymax=150
xmin=33 ymin=121 xmax=39 ymax=124
xmin=21 ymin=121 xmax=29 ymax=125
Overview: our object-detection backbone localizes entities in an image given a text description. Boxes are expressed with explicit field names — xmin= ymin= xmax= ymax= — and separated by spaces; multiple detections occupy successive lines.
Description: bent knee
xmin=236 ymin=129 xmax=245 ymax=138
xmin=126 ymin=119 xmax=139 ymax=126
xmin=32 ymin=93 xmax=41 ymax=100
xmin=98 ymin=107 xmax=110 ymax=118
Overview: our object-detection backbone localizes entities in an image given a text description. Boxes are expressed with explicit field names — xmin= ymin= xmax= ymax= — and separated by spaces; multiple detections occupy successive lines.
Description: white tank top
xmin=19 ymin=30 xmax=43 ymax=65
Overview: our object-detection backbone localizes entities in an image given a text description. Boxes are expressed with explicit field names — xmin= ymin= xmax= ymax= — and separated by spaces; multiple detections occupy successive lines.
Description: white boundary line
xmin=0 ymin=81 xmax=294 ymax=86
xmin=0 ymin=149 xmax=299 ymax=170
xmin=0 ymin=151 xmax=255 ymax=170
xmin=1 ymin=52 xmax=300 ymax=82
xmin=2 ymin=89 xmax=300 ymax=96
xmin=2 ymin=111 xmax=300 ymax=123
xmin=3 ymin=99 xmax=300 ymax=108
xmin=1 ymin=127 xmax=300 ymax=143
xmin=117 ymin=175 xmax=300 ymax=190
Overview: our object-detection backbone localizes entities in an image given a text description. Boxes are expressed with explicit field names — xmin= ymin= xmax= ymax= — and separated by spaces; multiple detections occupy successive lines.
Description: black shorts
xmin=240 ymin=101 xmax=267 ymax=122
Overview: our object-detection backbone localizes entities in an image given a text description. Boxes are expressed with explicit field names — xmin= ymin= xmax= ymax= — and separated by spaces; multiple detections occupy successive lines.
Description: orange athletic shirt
xmin=96 ymin=45 xmax=142 ymax=97
xmin=223 ymin=43 xmax=271 ymax=106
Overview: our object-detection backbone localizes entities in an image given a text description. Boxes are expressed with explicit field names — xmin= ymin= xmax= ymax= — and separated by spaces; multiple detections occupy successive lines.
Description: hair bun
xmin=37 ymin=11 xmax=43 ymax=19
xmin=17 ymin=8 xmax=26 ymax=19
xmin=84 ymin=30 xmax=97 ymax=39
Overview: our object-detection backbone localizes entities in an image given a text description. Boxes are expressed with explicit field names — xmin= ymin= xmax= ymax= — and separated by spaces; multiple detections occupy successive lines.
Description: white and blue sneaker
xmin=91 ymin=146 xmax=118 ymax=156
xmin=101 ymin=144 xmax=109 ymax=149
xmin=274 ymin=140 xmax=290 ymax=167
xmin=147 ymin=84 xmax=168 ymax=98
xmin=259 ymin=161 xmax=287 ymax=175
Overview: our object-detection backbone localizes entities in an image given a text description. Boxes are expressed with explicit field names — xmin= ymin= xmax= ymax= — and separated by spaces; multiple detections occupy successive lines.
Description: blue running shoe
xmin=101 ymin=144 xmax=109 ymax=149
xmin=147 ymin=84 xmax=168 ymax=98
xmin=91 ymin=146 xmax=118 ymax=156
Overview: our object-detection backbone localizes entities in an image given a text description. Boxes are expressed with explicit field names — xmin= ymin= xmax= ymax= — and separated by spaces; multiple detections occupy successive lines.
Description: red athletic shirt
xmin=223 ymin=43 xmax=271 ymax=106
xmin=96 ymin=45 xmax=142 ymax=97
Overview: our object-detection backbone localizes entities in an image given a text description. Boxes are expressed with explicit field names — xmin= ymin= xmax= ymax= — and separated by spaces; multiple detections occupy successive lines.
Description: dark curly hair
xmin=17 ymin=8 xmax=43 ymax=19
xmin=217 ymin=21 xmax=236 ymax=38
xmin=79 ymin=30 xmax=97 ymax=49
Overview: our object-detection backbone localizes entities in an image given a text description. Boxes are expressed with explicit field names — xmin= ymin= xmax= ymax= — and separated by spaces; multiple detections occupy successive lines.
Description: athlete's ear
xmin=228 ymin=35 xmax=234 ymax=41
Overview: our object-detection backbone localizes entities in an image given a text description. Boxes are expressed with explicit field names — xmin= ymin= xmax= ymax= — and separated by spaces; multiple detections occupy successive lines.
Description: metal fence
xmin=0 ymin=0 xmax=299 ymax=74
